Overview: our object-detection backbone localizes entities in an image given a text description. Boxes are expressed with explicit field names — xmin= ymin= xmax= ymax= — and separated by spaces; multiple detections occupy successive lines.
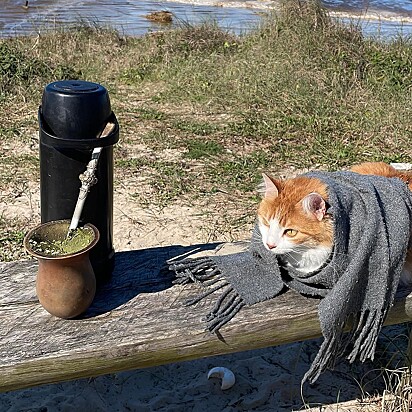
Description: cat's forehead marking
xmin=266 ymin=217 xmax=284 ymax=245
xmin=269 ymin=217 xmax=283 ymax=230
xmin=271 ymin=207 xmax=290 ymax=227
xmin=259 ymin=200 xmax=291 ymax=227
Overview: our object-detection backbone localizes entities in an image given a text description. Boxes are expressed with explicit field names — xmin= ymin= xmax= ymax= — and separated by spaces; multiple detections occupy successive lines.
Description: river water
xmin=2 ymin=0 xmax=412 ymax=38
xmin=1 ymin=0 xmax=263 ymax=37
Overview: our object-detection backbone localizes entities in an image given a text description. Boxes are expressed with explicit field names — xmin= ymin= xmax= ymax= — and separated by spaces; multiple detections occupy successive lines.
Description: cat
xmin=257 ymin=162 xmax=412 ymax=285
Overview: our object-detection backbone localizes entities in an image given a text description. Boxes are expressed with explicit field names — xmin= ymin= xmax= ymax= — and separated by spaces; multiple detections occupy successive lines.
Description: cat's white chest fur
xmin=280 ymin=247 xmax=332 ymax=273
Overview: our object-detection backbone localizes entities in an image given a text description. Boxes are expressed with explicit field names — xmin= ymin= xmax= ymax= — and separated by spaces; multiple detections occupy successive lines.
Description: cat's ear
xmin=302 ymin=192 xmax=327 ymax=221
xmin=260 ymin=173 xmax=280 ymax=199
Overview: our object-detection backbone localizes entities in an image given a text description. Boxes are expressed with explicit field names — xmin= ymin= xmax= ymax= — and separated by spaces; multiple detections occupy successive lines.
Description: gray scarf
xmin=169 ymin=171 xmax=412 ymax=383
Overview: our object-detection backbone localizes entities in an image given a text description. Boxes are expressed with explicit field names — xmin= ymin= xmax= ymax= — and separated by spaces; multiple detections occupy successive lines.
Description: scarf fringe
xmin=304 ymin=331 xmax=341 ymax=384
xmin=171 ymin=257 xmax=217 ymax=285
xmin=169 ymin=256 xmax=245 ymax=332
xmin=348 ymin=309 xmax=383 ymax=363
xmin=184 ymin=281 xmax=229 ymax=306
xmin=304 ymin=309 xmax=384 ymax=383
xmin=205 ymin=289 xmax=246 ymax=333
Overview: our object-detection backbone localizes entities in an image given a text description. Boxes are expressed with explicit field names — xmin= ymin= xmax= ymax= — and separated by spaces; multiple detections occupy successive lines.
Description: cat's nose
xmin=266 ymin=242 xmax=277 ymax=250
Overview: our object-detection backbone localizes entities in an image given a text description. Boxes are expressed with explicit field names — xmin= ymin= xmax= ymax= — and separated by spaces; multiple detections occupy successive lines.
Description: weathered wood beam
xmin=0 ymin=242 xmax=411 ymax=393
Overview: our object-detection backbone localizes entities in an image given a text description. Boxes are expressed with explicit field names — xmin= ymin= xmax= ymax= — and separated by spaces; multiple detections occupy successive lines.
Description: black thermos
xmin=38 ymin=80 xmax=119 ymax=283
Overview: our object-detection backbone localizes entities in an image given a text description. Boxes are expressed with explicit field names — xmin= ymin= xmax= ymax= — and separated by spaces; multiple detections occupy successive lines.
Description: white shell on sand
xmin=207 ymin=367 xmax=236 ymax=390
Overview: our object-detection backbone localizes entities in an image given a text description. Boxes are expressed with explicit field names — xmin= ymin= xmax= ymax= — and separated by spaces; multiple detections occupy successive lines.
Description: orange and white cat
xmin=257 ymin=162 xmax=412 ymax=285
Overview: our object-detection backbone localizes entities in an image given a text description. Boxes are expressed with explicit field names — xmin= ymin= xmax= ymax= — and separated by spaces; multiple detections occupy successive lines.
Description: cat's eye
xmin=284 ymin=229 xmax=298 ymax=237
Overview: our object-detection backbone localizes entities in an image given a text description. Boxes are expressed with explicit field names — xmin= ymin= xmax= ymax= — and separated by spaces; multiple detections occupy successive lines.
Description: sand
xmin=0 ymin=341 xmax=386 ymax=411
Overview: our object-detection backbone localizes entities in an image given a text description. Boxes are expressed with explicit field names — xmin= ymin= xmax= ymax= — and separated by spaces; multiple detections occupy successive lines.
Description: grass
xmin=184 ymin=139 xmax=224 ymax=159
xmin=2 ymin=0 xmax=412 ymax=259
xmin=0 ymin=216 xmax=31 ymax=261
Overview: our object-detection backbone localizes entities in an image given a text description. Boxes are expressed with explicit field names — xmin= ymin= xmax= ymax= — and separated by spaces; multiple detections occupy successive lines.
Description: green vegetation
xmin=1 ymin=2 xmax=412 ymax=406
xmin=1 ymin=0 xmax=412 ymax=254
xmin=0 ymin=216 xmax=27 ymax=261
xmin=0 ymin=41 xmax=79 ymax=96
xmin=3 ymin=4 xmax=412 ymax=151
xmin=0 ymin=1 xmax=412 ymax=209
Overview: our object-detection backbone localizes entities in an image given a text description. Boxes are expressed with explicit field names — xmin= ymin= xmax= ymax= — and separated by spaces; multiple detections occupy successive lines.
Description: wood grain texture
xmin=1 ymin=242 xmax=412 ymax=392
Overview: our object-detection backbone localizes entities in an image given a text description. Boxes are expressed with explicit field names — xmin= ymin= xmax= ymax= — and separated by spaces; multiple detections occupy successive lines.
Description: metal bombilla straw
xmin=67 ymin=122 xmax=115 ymax=236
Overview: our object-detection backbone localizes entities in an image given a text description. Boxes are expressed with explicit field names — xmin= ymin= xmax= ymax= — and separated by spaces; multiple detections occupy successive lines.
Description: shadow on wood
xmin=85 ymin=243 xmax=220 ymax=316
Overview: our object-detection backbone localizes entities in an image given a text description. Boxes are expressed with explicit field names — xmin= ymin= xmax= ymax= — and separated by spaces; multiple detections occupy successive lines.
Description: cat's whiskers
xmin=282 ymin=251 xmax=300 ymax=265
xmin=279 ymin=244 xmax=332 ymax=273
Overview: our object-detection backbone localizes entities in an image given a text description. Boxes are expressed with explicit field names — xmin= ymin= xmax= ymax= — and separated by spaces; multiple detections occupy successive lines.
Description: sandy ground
xmin=1 ymin=175 xmax=409 ymax=411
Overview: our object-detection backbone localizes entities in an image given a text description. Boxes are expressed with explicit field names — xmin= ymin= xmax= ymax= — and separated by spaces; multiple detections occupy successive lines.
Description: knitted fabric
xmin=169 ymin=171 xmax=412 ymax=383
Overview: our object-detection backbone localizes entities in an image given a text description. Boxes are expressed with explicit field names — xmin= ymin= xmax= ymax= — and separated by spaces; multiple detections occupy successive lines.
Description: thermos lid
xmin=51 ymin=81 xmax=100 ymax=94
xmin=41 ymin=80 xmax=112 ymax=140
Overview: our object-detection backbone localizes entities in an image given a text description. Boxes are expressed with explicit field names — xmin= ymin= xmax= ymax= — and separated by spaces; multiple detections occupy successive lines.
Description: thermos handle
xmin=39 ymin=109 xmax=119 ymax=149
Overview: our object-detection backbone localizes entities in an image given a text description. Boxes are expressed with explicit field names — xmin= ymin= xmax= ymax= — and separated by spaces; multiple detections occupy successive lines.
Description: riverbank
xmin=1 ymin=1 xmax=412 ymax=409
xmin=3 ymin=0 xmax=412 ymax=39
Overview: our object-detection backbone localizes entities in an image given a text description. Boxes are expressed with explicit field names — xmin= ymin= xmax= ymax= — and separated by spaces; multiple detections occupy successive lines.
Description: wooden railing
xmin=1 ymin=242 xmax=412 ymax=392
